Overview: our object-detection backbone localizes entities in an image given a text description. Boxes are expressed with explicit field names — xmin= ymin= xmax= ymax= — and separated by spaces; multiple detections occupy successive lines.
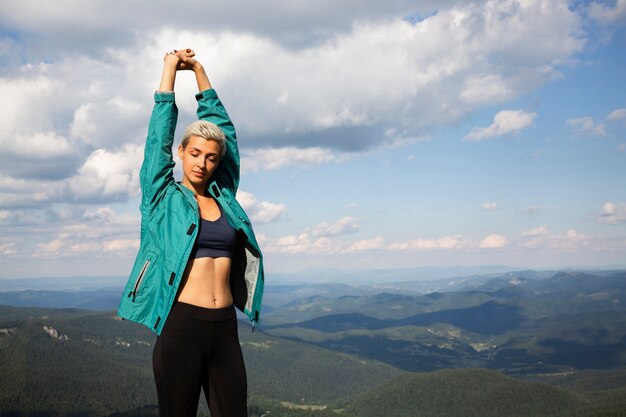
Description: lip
xmin=192 ymin=171 xmax=205 ymax=178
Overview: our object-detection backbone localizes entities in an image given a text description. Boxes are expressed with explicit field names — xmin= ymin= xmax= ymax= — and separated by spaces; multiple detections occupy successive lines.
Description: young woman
xmin=117 ymin=49 xmax=264 ymax=417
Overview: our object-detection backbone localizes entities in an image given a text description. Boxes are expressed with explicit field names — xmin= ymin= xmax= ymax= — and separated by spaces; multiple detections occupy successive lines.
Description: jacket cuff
xmin=154 ymin=92 xmax=175 ymax=102
xmin=195 ymin=89 xmax=218 ymax=101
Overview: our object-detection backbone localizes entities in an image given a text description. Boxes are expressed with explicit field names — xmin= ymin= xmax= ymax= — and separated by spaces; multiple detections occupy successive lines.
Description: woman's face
xmin=177 ymin=136 xmax=222 ymax=189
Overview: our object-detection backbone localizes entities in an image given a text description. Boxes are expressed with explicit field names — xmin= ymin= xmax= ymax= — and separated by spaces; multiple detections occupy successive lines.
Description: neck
xmin=181 ymin=178 xmax=207 ymax=197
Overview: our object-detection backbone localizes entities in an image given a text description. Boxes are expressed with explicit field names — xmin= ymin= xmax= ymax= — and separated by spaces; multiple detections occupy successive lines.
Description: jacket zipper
xmin=173 ymin=221 xmax=197 ymax=285
xmin=162 ymin=216 xmax=198 ymax=329
xmin=128 ymin=259 xmax=150 ymax=301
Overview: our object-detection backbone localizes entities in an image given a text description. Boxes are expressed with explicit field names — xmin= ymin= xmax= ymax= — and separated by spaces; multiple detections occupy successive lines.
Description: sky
xmin=0 ymin=0 xmax=625 ymax=280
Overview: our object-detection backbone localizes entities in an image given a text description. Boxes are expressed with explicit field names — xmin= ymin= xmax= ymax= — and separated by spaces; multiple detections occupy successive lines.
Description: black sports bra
xmin=190 ymin=204 xmax=237 ymax=259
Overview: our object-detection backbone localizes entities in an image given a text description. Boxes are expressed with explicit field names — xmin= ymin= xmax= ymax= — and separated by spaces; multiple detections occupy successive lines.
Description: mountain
xmin=270 ymin=300 xmax=524 ymax=335
xmin=265 ymin=270 xmax=626 ymax=374
xmin=0 ymin=304 xmax=400 ymax=416
xmin=346 ymin=368 xmax=626 ymax=417
xmin=2 ymin=269 xmax=625 ymax=374
xmin=0 ymin=288 xmax=123 ymax=310
xmin=1 ymin=304 xmax=626 ymax=416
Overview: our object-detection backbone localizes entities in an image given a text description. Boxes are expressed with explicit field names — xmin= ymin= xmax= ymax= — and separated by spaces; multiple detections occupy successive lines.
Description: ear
xmin=177 ymin=144 xmax=184 ymax=160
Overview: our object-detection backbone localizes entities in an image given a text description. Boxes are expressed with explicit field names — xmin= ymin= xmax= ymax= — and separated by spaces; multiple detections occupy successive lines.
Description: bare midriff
xmin=176 ymin=256 xmax=233 ymax=308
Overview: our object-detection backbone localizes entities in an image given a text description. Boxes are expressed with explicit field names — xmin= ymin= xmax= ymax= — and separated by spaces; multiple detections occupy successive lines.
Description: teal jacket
xmin=117 ymin=89 xmax=264 ymax=335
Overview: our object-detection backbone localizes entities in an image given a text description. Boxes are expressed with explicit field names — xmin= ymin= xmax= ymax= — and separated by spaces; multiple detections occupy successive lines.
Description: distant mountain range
xmin=263 ymin=270 xmax=626 ymax=375
xmin=1 ymin=267 xmax=626 ymax=416
xmin=1 ymin=269 xmax=625 ymax=376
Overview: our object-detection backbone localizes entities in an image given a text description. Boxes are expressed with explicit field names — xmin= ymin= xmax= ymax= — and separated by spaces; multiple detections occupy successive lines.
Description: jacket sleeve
xmin=195 ymin=89 xmax=239 ymax=193
xmin=140 ymin=92 xmax=178 ymax=213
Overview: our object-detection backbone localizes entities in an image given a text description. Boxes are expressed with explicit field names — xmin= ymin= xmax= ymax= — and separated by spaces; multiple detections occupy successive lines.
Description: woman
xmin=117 ymin=49 xmax=264 ymax=417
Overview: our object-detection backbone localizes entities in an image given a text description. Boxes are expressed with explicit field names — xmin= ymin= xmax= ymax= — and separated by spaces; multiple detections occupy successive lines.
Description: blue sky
xmin=0 ymin=0 xmax=625 ymax=280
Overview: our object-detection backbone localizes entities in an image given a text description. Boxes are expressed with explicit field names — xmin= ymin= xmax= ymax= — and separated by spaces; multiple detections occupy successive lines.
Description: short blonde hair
xmin=181 ymin=120 xmax=226 ymax=158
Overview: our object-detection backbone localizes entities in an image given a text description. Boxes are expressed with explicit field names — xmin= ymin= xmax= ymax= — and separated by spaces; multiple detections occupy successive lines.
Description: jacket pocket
xmin=128 ymin=252 xmax=157 ymax=302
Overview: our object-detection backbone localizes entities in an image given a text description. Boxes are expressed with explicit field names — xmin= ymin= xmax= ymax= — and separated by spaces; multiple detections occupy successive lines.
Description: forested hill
xmin=264 ymin=270 xmax=626 ymax=374
xmin=349 ymin=369 xmax=587 ymax=417
xmin=1 ymin=304 xmax=626 ymax=417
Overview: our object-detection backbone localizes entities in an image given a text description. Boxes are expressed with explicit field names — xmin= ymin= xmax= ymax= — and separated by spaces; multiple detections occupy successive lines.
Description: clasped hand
xmin=164 ymin=48 xmax=200 ymax=71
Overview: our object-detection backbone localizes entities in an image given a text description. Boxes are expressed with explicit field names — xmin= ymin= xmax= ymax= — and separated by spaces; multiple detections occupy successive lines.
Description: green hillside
xmin=0 ymin=305 xmax=400 ymax=416
xmin=347 ymin=368 xmax=600 ymax=417
xmin=2 ymin=268 xmax=626 ymax=417
xmin=1 ymin=303 xmax=626 ymax=416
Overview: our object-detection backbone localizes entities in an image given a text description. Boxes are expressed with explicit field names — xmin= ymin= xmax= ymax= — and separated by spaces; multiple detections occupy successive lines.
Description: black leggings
xmin=152 ymin=302 xmax=247 ymax=417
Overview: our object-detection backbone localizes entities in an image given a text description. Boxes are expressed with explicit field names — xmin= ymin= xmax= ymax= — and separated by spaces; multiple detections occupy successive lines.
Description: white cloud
xmin=7 ymin=131 xmax=75 ymax=159
xmin=81 ymin=207 xmax=139 ymax=228
xmin=567 ymin=116 xmax=607 ymax=136
xmin=133 ymin=1 xmax=582 ymax=151
xmin=599 ymin=202 xmax=626 ymax=225
xmin=518 ymin=236 xmax=545 ymax=249
xmin=547 ymin=229 xmax=588 ymax=251
xmin=241 ymin=147 xmax=336 ymax=172
xmin=236 ymin=191 xmax=288 ymax=225
xmin=388 ymin=235 xmax=466 ymax=251
xmin=16 ymin=206 xmax=142 ymax=259
xmin=382 ymin=129 xmax=431 ymax=148
xmin=0 ymin=0 xmax=586 ymax=212
xmin=387 ymin=233 xmax=509 ymax=251
xmin=103 ymin=239 xmax=140 ymax=252
xmin=565 ymin=108 xmax=626 ymax=139
xmin=38 ymin=238 xmax=65 ymax=253
xmin=607 ymin=108 xmax=626 ymax=121
xmin=0 ymin=131 xmax=82 ymax=180
xmin=264 ymin=228 xmax=516 ymax=255
xmin=265 ymin=233 xmax=338 ymax=255
xmin=0 ymin=74 xmax=84 ymax=180
xmin=346 ymin=236 xmax=385 ymax=253
xmin=0 ymin=0 xmax=440 ymax=51
xmin=0 ymin=75 xmax=58 ymax=139
xmin=464 ymin=110 xmax=537 ymax=141
xmin=588 ymin=0 xmax=626 ymax=24
xmin=521 ymin=225 xmax=549 ymax=237
xmin=618 ymin=143 xmax=626 ymax=152
xmin=82 ymin=207 xmax=116 ymax=221
xmin=69 ymin=97 xmax=144 ymax=148
xmin=481 ymin=202 xmax=498 ymax=211
xmin=460 ymin=74 xmax=514 ymax=104
xmin=518 ymin=227 xmax=590 ymax=251
xmin=479 ymin=234 xmax=508 ymax=249
xmin=0 ymin=1 xmax=586 ymax=148
xmin=0 ymin=175 xmax=69 ymax=209
xmin=261 ymin=216 xmax=362 ymax=254
xmin=68 ymin=144 xmax=142 ymax=202
xmin=0 ymin=243 xmax=17 ymax=255
xmin=311 ymin=216 xmax=360 ymax=237
xmin=0 ymin=53 xmax=151 ymax=199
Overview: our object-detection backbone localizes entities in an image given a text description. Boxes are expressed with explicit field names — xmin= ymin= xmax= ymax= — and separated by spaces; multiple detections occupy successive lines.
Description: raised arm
xmin=175 ymin=49 xmax=240 ymax=193
xmin=159 ymin=52 xmax=179 ymax=92
xmin=140 ymin=54 xmax=180 ymax=213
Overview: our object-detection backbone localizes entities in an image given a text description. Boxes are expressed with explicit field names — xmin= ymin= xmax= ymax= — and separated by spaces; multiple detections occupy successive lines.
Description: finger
xmin=176 ymin=48 xmax=195 ymax=57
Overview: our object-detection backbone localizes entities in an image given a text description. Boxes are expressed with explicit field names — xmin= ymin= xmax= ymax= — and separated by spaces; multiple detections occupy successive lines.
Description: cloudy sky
xmin=1 ymin=0 xmax=625 ymax=280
